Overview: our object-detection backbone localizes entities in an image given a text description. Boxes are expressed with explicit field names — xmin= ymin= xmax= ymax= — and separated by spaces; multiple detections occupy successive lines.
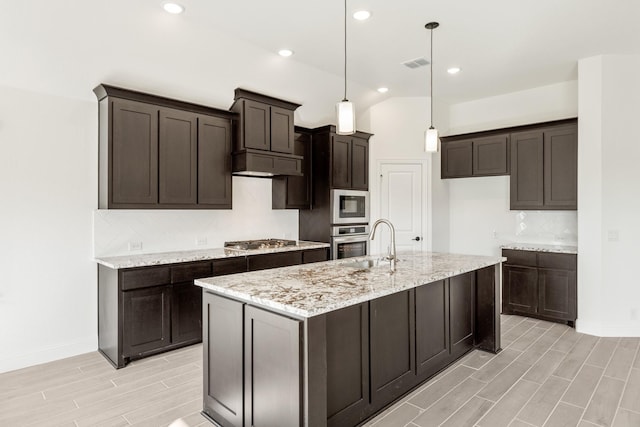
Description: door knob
xmin=412 ymin=236 xmax=421 ymax=241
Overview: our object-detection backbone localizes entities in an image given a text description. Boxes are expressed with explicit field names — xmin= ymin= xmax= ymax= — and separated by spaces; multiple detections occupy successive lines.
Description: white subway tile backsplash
xmin=93 ymin=177 xmax=299 ymax=257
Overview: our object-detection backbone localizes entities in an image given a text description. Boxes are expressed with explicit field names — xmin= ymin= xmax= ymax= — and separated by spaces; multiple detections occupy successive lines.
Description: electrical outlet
xmin=196 ymin=236 xmax=208 ymax=246
xmin=607 ymin=230 xmax=619 ymax=242
xmin=128 ymin=241 xmax=143 ymax=251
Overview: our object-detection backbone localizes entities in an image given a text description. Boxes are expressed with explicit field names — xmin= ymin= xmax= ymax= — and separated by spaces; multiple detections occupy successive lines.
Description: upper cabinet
xmin=272 ymin=127 xmax=313 ymax=209
xmin=441 ymin=118 xmax=577 ymax=211
xmin=94 ymin=85 xmax=233 ymax=209
xmin=511 ymin=123 xmax=577 ymax=210
xmin=441 ymin=134 xmax=509 ymax=179
xmin=313 ymin=127 xmax=371 ymax=190
xmin=230 ymin=89 xmax=303 ymax=176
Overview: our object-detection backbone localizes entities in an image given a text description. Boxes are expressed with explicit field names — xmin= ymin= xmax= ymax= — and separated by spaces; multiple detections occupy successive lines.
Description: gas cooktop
xmin=224 ymin=239 xmax=297 ymax=250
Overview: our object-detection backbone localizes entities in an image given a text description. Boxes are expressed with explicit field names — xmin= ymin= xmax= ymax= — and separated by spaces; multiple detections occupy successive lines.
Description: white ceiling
xmin=1 ymin=0 xmax=639 ymax=125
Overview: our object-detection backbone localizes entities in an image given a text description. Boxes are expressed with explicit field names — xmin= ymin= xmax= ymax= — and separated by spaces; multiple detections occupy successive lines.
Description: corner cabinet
xmin=510 ymin=123 xmax=577 ymax=210
xmin=502 ymin=249 xmax=577 ymax=326
xmin=94 ymin=84 xmax=233 ymax=209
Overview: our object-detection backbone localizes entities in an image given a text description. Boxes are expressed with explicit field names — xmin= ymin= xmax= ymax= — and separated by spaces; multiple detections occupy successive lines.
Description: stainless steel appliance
xmin=224 ymin=239 xmax=297 ymax=250
xmin=330 ymin=225 xmax=370 ymax=259
xmin=330 ymin=189 xmax=369 ymax=225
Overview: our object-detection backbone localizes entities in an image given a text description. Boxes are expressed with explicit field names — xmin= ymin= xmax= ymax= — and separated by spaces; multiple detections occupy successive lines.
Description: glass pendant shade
xmin=336 ymin=100 xmax=356 ymax=135
xmin=425 ymin=126 xmax=438 ymax=152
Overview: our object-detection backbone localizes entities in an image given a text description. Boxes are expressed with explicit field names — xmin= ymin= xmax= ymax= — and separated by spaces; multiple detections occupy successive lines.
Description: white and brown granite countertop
xmin=501 ymin=243 xmax=578 ymax=254
xmin=95 ymin=241 xmax=330 ymax=269
xmin=195 ymin=251 xmax=505 ymax=318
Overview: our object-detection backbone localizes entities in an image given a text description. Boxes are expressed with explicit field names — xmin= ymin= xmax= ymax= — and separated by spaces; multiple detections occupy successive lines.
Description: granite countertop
xmin=95 ymin=241 xmax=330 ymax=269
xmin=195 ymin=251 xmax=505 ymax=318
xmin=501 ymin=243 xmax=578 ymax=254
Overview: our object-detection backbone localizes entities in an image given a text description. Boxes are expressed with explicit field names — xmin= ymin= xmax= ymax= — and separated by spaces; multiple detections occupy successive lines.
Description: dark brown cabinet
xmin=122 ymin=285 xmax=171 ymax=357
xmin=230 ymin=89 xmax=303 ymax=176
xmin=171 ymin=281 xmax=202 ymax=344
xmin=370 ymin=290 xmax=416 ymax=409
xmin=416 ymin=280 xmax=449 ymax=377
xmin=449 ymin=272 xmax=475 ymax=358
xmin=94 ymin=85 xmax=234 ymax=209
xmin=502 ymin=249 xmax=577 ymax=325
xmin=510 ymin=123 xmax=577 ymax=210
xmin=326 ymin=303 xmax=369 ymax=427
xmin=272 ymin=128 xmax=312 ymax=209
xmin=331 ymin=133 xmax=370 ymax=190
xmin=441 ymin=134 xmax=509 ymax=179
xmin=247 ymin=251 xmax=303 ymax=271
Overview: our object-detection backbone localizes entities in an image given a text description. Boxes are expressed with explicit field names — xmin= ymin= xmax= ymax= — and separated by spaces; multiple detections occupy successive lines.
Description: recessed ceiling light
xmin=162 ymin=2 xmax=185 ymax=14
xmin=278 ymin=49 xmax=294 ymax=57
xmin=377 ymin=87 xmax=389 ymax=93
xmin=447 ymin=67 xmax=461 ymax=74
xmin=353 ymin=10 xmax=371 ymax=20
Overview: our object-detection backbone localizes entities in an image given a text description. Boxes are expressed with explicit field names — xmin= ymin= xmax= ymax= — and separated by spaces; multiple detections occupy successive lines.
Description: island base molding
xmin=202 ymin=264 xmax=501 ymax=427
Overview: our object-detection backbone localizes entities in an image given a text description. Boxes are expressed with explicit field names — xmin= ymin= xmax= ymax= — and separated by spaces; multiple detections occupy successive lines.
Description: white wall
xmin=445 ymin=82 xmax=579 ymax=256
xmin=0 ymin=86 xmax=98 ymax=373
xmin=94 ymin=177 xmax=298 ymax=256
xmin=578 ymin=55 xmax=640 ymax=336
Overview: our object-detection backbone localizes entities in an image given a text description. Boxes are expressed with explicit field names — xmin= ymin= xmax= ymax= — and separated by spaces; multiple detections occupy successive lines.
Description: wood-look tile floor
xmin=1 ymin=315 xmax=639 ymax=427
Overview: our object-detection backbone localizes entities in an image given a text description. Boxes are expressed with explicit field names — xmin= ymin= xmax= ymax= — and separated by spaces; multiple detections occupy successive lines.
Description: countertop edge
xmin=501 ymin=244 xmax=578 ymax=255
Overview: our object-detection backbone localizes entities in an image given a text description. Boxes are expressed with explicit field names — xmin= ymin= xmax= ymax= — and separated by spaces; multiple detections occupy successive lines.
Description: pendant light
xmin=336 ymin=0 xmax=356 ymax=135
xmin=425 ymin=22 xmax=439 ymax=152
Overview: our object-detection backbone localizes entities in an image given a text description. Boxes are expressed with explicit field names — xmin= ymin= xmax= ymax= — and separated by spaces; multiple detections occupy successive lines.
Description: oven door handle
xmin=332 ymin=235 xmax=369 ymax=243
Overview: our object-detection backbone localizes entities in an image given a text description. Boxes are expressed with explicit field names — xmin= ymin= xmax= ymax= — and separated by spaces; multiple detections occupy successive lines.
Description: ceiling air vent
xmin=402 ymin=57 xmax=430 ymax=69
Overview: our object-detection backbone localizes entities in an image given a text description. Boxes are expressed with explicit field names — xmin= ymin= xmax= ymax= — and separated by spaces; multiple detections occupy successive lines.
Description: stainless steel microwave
xmin=330 ymin=189 xmax=370 ymax=225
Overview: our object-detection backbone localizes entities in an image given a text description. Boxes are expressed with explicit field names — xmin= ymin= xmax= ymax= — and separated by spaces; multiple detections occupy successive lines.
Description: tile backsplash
xmin=93 ymin=177 xmax=299 ymax=257
xmin=508 ymin=210 xmax=577 ymax=245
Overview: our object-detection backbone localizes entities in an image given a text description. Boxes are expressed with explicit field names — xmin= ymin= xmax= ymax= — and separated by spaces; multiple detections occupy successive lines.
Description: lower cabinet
xmin=171 ymin=281 xmax=203 ymax=344
xmin=203 ymin=293 xmax=301 ymax=427
xmin=416 ymin=280 xmax=449 ymax=377
xmin=502 ymin=249 xmax=577 ymax=325
xmin=122 ymin=285 xmax=172 ymax=357
xmin=449 ymin=273 xmax=475 ymax=358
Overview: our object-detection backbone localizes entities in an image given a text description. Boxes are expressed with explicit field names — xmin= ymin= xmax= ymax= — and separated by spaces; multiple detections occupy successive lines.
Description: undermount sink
xmin=341 ymin=258 xmax=398 ymax=270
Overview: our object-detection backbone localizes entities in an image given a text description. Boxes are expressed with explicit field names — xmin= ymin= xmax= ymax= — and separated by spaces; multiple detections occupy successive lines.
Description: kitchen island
xmin=195 ymin=251 xmax=504 ymax=427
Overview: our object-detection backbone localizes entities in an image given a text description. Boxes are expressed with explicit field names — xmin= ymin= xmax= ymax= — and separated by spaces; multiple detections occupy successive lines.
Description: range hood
xmin=230 ymin=88 xmax=303 ymax=177
xmin=232 ymin=149 xmax=303 ymax=177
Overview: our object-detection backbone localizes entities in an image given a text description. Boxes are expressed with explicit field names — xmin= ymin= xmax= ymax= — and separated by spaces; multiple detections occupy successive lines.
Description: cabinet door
xmin=331 ymin=135 xmax=352 ymax=189
xmin=449 ymin=272 xmax=475 ymax=359
xmin=270 ymin=106 xmax=295 ymax=154
xmin=510 ymin=130 xmax=544 ymax=209
xmin=370 ymin=290 xmax=416 ymax=409
xmin=111 ymin=99 xmax=159 ymax=205
xmin=473 ymin=134 xmax=509 ymax=176
xmin=326 ymin=304 xmax=369 ymax=427
xmin=122 ymin=286 xmax=171 ymax=357
xmin=198 ymin=115 xmax=232 ymax=207
xmin=243 ymin=99 xmax=270 ymax=151
xmin=171 ymin=282 xmax=202 ymax=345
xmin=503 ymin=265 xmax=538 ymax=315
xmin=203 ymin=292 xmax=244 ymax=427
xmin=351 ymin=137 xmax=369 ymax=190
xmin=245 ymin=305 xmax=301 ymax=427
xmin=273 ymin=130 xmax=311 ymax=209
xmin=544 ymin=125 xmax=577 ymax=209
xmin=247 ymin=251 xmax=303 ymax=271
xmin=538 ymin=268 xmax=577 ymax=321
xmin=159 ymin=108 xmax=197 ymax=205
xmin=441 ymin=140 xmax=473 ymax=178
xmin=416 ymin=280 xmax=450 ymax=377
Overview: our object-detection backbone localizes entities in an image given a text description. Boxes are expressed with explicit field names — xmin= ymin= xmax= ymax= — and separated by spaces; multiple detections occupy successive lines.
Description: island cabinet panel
xmin=111 ymin=99 xmax=159 ymax=205
xmin=369 ymin=290 xmax=416 ymax=410
xmin=158 ymin=108 xmax=198 ymax=205
xmin=244 ymin=305 xmax=302 ymax=427
xmin=203 ymin=293 xmax=244 ymax=427
xmin=122 ymin=285 xmax=171 ymax=357
xmin=449 ymin=272 xmax=476 ymax=359
xmin=415 ymin=280 xmax=450 ymax=378
xmin=326 ymin=304 xmax=369 ymax=427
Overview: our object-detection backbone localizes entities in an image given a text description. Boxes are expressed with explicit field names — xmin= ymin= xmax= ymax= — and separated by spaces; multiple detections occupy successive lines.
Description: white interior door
xmin=379 ymin=162 xmax=424 ymax=255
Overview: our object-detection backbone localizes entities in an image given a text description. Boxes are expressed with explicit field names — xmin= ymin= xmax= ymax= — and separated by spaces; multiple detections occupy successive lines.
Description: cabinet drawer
xmin=213 ymin=257 xmax=247 ymax=276
xmin=302 ymin=248 xmax=329 ymax=264
xmin=502 ymin=249 xmax=537 ymax=267
xmin=247 ymin=251 xmax=303 ymax=271
xmin=538 ymin=252 xmax=576 ymax=270
xmin=171 ymin=261 xmax=212 ymax=283
xmin=121 ymin=266 xmax=171 ymax=291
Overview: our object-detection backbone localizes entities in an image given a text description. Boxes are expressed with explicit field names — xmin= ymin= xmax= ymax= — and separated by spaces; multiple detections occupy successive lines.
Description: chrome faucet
xmin=369 ymin=219 xmax=397 ymax=271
